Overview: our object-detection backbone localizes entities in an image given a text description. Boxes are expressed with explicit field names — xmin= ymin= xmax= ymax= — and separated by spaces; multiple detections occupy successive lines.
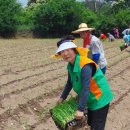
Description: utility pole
xmin=94 ymin=0 xmax=97 ymax=12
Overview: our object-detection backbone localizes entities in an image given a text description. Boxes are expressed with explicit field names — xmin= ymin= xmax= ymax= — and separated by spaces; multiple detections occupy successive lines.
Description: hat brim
xmin=56 ymin=41 xmax=77 ymax=54
xmin=72 ymin=28 xmax=95 ymax=34
xmin=51 ymin=47 xmax=89 ymax=59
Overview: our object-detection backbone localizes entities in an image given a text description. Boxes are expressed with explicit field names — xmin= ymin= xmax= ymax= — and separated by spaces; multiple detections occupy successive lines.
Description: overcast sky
xmin=17 ymin=0 xmax=28 ymax=7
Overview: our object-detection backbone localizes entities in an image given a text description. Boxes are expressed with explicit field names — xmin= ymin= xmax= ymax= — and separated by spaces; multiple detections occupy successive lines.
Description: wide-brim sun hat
xmin=72 ymin=23 xmax=95 ymax=34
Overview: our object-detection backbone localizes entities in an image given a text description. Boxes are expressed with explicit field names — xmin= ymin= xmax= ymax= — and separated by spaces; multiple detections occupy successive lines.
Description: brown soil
xmin=0 ymin=39 xmax=130 ymax=130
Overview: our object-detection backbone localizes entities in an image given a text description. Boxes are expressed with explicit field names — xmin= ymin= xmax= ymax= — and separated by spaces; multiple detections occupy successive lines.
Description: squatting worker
xmin=52 ymin=39 xmax=113 ymax=130
xmin=72 ymin=23 xmax=107 ymax=74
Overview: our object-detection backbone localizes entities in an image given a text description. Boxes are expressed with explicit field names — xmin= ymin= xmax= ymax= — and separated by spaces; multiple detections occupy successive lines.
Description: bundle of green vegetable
xmin=51 ymin=97 xmax=78 ymax=130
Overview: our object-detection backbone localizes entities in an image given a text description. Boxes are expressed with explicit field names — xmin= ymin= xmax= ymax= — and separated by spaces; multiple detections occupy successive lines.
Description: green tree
xmin=28 ymin=0 xmax=37 ymax=6
xmin=27 ymin=0 xmax=49 ymax=7
xmin=110 ymin=0 xmax=130 ymax=14
xmin=115 ymin=9 xmax=130 ymax=30
xmin=33 ymin=0 xmax=97 ymax=37
xmin=16 ymin=8 xmax=34 ymax=31
xmin=0 ymin=0 xmax=21 ymax=37
xmin=94 ymin=0 xmax=130 ymax=35
xmin=96 ymin=13 xmax=115 ymax=34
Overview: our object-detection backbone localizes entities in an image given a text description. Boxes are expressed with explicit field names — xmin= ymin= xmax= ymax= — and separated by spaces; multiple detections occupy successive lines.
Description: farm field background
xmin=0 ymin=39 xmax=130 ymax=130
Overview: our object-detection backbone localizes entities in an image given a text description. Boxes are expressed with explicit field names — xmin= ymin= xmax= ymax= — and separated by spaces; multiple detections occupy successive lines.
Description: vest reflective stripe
xmin=79 ymin=55 xmax=102 ymax=99
xmin=67 ymin=54 xmax=113 ymax=110
xmin=90 ymin=78 xmax=102 ymax=100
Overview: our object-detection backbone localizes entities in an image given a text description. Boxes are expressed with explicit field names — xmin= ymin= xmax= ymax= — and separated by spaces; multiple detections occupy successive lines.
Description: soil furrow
xmin=0 ymin=39 xmax=129 ymax=130
xmin=0 ymin=64 xmax=65 ymax=88
xmin=0 ymin=64 xmax=130 ymax=130
xmin=0 ymin=73 xmax=67 ymax=101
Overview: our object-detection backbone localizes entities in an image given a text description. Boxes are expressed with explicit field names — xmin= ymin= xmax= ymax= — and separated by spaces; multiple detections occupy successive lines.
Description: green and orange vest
xmin=67 ymin=54 xmax=113 ymax=110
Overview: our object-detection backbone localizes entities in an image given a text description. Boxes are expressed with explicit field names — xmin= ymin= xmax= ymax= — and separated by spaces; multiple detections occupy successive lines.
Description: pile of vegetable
xmin=51 ymin=97 xmax=78 ymax=129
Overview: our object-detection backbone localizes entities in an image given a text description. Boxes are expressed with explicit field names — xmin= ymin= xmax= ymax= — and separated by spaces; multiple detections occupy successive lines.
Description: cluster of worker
xmin=100 ymin=27 xmax=130 ymax=51
xmin=51 ymin=23 xmax=130 ymax=130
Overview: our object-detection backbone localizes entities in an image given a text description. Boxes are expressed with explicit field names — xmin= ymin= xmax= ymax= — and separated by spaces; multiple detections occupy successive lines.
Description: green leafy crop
xmin=51 ymin=97 xmax=78 ymax=129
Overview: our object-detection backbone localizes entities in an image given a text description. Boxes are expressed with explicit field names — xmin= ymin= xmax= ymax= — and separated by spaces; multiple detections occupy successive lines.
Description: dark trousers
xmin=101 ymin=66 xmax=107 ymax=74
xmin=87 ymin=104 xmax=109 ymax=130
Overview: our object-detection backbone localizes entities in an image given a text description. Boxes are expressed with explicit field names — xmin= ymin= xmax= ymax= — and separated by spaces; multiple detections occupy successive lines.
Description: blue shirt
xmin=123 ymin=34 xmax=130 ymax=43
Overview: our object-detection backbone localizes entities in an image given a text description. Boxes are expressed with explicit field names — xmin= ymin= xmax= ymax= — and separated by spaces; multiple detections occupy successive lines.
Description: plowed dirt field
xmin=0 ymin=39 xmax=130 ymax=130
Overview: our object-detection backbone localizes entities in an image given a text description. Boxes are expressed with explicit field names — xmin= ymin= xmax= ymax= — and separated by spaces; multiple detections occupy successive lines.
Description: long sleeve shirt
xmin=60 ymin=64 xmax=95 ymax=112
xmin=89 ymin=35 xmax=107 ymax=69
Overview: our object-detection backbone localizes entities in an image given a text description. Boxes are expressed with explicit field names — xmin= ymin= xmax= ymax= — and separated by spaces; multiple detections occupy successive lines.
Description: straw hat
xmin=72 ymin=23 xmax=95 ymax=34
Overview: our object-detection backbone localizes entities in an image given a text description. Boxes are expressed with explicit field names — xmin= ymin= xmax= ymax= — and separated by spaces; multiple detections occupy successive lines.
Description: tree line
xmin=0 ymin=0 xmax=130 ymax=38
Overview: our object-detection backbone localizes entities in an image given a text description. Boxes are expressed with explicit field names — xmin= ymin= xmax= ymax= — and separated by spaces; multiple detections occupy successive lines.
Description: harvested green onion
xmin=51 ymin=97 xmax=78 ymax=129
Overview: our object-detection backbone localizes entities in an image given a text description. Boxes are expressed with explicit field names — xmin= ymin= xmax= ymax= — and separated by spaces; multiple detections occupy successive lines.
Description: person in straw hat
xmin=72 ymin=23 xmax=107 ymax=74
xmin=52 ymin=39 xmax=113 ymax=130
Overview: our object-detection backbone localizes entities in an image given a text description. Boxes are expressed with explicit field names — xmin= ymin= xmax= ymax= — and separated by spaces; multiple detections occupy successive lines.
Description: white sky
xmin=17 ymin=0 xmax=28 ymax=7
